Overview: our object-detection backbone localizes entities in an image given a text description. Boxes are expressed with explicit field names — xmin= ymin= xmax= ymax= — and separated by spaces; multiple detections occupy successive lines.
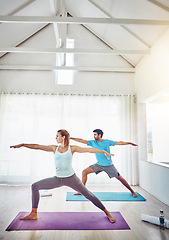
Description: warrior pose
xmin=10 ymin=129 xmax=115 ymax=223
xmin=71 ymin=129 xmax=138 ymax=198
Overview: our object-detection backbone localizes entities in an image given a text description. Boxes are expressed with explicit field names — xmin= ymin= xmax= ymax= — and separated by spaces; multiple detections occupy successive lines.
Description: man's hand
xmin=115 ymin=141 xmax=138 ymax=146
xmin=130 ymin=143 xmax=138 ymax=146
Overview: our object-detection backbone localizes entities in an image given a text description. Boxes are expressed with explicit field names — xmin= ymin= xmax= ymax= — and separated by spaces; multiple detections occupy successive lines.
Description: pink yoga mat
xmin=6 ymin=211 xmax=130 ymax=231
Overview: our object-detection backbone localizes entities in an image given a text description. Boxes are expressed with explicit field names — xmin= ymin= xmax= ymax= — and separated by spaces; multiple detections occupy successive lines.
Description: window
xmin=56 ymin=39 xmax=74 ymax=85
xmin=57 ymin=70 xmax=74 ymax=85
xmin=0 ymin=94 xmax=137 ymax=184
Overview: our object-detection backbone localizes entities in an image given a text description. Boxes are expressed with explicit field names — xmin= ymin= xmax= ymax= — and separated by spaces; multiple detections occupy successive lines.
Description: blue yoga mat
xmin=66 ymin=192 xmax=146 ymax=201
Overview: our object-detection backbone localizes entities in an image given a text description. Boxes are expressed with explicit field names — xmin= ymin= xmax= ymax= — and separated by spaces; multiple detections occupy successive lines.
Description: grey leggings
xmin=31 ymin=173 xmax=105 ymax=211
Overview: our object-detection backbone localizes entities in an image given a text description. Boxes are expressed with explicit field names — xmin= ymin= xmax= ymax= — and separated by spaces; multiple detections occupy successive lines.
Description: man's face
xmin=93 ymin=132 xmax=100 ymax=140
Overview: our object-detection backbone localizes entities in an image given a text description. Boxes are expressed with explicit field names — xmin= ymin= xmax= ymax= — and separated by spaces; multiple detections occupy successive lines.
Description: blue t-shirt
xmin=87 ymin=139 xmax=116 ymax=166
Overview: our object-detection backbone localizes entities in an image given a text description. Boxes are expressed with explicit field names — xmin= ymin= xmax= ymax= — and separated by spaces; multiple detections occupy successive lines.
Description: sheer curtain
xmin=0 ymin=93 xmax=138 ymax=185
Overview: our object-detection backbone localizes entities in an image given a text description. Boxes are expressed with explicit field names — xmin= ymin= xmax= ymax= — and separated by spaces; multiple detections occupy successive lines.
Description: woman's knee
xmin=31 ymin=182 xmax=38 ymax=191
xmin=84 ymin=191 xmax=95 ymax=200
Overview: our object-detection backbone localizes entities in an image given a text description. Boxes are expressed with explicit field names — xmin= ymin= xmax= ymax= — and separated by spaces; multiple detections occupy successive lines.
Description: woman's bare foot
xmin=74 ymin=192 xmax=81 ymax=195
xmin=107 ymin=213 xmax=116 ymax=223
xmin=20 ymin=211 xmax=37 ymax=220
xmin=104 ymin=209 xmax=115 ymax=223
xmin=132 ymin=192 xmax=138 ymax=198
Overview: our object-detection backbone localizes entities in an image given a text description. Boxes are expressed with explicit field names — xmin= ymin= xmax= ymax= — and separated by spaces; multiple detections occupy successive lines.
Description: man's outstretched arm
xmin=115 ymin=141 xmax=138 ymax=146
xmin=70 ymin=137 xmax=87 ymax=145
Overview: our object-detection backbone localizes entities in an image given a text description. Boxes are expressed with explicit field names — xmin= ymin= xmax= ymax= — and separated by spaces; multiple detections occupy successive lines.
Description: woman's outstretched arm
xmin=71 ymin=145 xmax=114 ymax=159
xmin=10 ymin=143 xmax=56 ymax=153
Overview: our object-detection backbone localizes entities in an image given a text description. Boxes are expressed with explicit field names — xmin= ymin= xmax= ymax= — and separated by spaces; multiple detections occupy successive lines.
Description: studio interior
xmin=0 ymin=0 xmax=169 ymax=239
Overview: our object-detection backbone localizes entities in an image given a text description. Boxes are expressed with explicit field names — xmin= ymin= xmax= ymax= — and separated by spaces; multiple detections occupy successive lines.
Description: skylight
xmin=56 ymin=39 xmax=74 ymax=85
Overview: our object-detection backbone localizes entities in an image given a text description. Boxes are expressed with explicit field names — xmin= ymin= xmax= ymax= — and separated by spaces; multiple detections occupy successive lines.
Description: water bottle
xmin=159 ymin=210 xmax=165 ymax=230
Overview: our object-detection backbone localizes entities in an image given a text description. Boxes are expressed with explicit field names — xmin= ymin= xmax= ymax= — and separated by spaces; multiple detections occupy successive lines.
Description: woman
xmin=10 ymin=129 xmax=115 ymax=223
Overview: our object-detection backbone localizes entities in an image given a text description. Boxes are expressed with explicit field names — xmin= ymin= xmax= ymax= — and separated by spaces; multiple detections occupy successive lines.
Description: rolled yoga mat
xmin=6 ymin=211 xmax=130 ymax=231
xmin=66 ymin=192 xmax=146 ymax=201
xmin=141 ymin=214 xmax=169 ymax=228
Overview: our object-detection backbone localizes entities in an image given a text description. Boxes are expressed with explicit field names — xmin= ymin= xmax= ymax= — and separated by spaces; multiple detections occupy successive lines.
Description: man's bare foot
xmin=20 ymin=212 xmax=37 ymax=220
xmin=132 ymin=192 xmax=138 ymax=198
xmin=74 ymin=192 xmax=81 ymax=195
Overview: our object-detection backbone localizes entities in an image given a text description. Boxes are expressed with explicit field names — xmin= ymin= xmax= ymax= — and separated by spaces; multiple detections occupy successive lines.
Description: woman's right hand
xmin=10 ymin=143 xmax=23 ymax=149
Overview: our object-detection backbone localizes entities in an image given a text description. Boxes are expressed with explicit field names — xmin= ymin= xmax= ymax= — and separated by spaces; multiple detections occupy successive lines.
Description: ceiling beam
xmin=49 ymin=0 xmax=63 ymax=68
xmin=0 ymin=65 xmax=135 ymax=72
xmin=0 ymin=16 xmax=169 ymax=25
xmin=0 ymin=24 xmax=49 ymax=59
xmin=60 ymin=10 xmax=68 ymax=66
xmin=0 ymin=47 xmax=150 ymax=55
xmin=88 ymin=0 xmax=150 ymax=47
xmin=81 ymin=24 xmax=136 ymax=67
xmin=0 ymin=0 xmax=48 ymax=59
xmin=49 ymin=0 xmax=61 ymax=48
xmin=7 ymin=0 xmax=36 ymax=16
xmin=147 ymin=0 xmax=169 ymax=13
xmin=66 ymin=10 xmax=136 ymax=67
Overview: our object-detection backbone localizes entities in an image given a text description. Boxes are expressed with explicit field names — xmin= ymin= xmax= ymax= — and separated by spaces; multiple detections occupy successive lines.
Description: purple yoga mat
xmin=6 ymin=211 xmax=130 ymax=231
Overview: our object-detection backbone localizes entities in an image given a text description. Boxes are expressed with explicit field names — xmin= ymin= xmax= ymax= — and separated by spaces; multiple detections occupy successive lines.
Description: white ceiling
xmin=0 ymin=0 xmax=169 ymax=73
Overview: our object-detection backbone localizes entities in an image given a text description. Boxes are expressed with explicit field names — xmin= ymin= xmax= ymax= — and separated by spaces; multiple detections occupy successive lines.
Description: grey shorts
xmin=90 ymin=163 xmax=120 ymax=178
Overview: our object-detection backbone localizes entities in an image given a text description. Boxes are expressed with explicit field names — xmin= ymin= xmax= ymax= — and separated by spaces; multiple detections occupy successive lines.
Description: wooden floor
xmin=0 ymin=184 xmax=169 ymax=240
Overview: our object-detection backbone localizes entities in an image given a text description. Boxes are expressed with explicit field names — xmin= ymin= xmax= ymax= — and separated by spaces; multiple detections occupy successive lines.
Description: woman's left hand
xmin=104 ymin=152 xmax=114 ymax=159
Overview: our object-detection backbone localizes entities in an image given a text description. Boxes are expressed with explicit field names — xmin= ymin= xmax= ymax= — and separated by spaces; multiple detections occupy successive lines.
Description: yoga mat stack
xmin=40 ymin=190 xmax=52 ymax=197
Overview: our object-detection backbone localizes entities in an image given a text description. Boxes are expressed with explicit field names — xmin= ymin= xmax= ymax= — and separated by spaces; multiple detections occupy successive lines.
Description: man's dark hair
xmin=93 ymin=129 xmax=103 ymax=138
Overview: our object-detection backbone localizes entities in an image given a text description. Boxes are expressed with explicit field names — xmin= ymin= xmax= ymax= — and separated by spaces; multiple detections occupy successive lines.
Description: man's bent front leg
xmin=74 ymin=167 xmax=94 ymax=195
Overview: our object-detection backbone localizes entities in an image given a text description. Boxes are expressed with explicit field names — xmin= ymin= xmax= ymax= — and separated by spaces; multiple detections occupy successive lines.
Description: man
xmin=70 ymin=129 xmax=138 ymax=197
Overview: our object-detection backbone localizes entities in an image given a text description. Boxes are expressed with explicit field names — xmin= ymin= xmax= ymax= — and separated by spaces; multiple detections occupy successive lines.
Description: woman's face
xmin=56 ymin=132 xmax=64 ymax=143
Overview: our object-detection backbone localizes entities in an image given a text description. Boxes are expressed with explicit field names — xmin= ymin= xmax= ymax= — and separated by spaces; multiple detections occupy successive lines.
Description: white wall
xmin=0 ymin=70 xmax=134 ymax=95
xmin=135 ymin=28 xmax=169 ymax=206
xmin=135 ymin=28 xmax=169 ymax=103
xmin=139 ymin=161 xmax=169 ymax=205
xmin=147 ymin=103 xmax=169 ymax=164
